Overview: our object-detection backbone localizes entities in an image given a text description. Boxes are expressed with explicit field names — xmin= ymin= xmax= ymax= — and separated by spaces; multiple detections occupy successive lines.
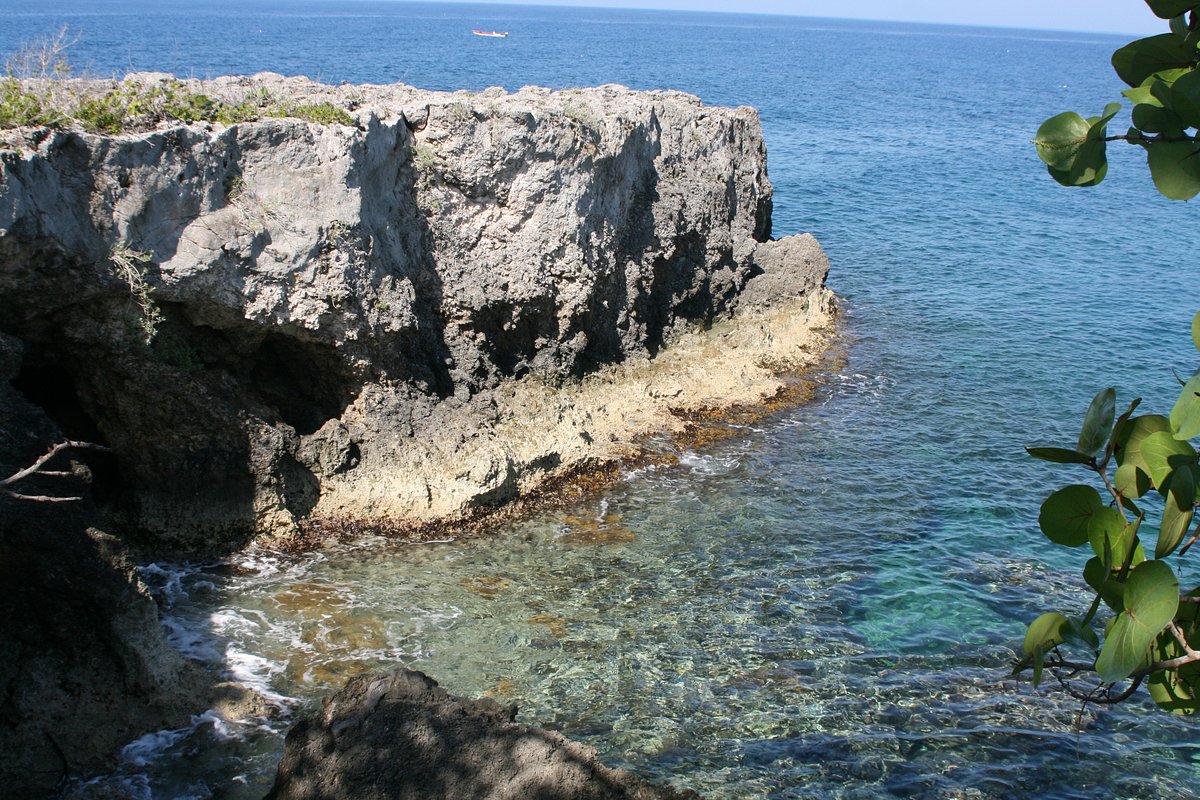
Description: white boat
xmin=472 ymin=29 xmax=508 ymax=38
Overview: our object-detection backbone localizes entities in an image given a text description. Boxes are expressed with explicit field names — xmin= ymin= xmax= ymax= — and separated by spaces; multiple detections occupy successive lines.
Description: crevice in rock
xmin=158 ymin=309 xmax=361 ymax=438
xmin=470 ymin=296 xmax=559 ymax=379
xmin=639 ymin=233 xmax=706 ymax=357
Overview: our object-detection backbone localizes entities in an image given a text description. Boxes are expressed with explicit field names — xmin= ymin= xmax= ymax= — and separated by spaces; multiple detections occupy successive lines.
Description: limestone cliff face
xmin=0 ymin=74 xmax=832 ymax=552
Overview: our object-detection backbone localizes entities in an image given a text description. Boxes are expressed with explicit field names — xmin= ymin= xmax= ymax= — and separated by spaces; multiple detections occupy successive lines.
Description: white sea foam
xmin=210 ymin=608 xmax=264 ymax=635
xmin=620 ymin=460 xmax=671 ymax=481
xmin=225 ymin=649 xmax=295 ymax=708
xmin=138 ymin=562 xmax=195 ymax=607
xmin=726 ymin=423 xmax=766 ymax=434
xmin=678 ymin=451 xmax=740 ymax=475
xmin=120 ymin=724 xmax=189 ymax=767
xmin=160 ymin=616 xmax=222 ymax=663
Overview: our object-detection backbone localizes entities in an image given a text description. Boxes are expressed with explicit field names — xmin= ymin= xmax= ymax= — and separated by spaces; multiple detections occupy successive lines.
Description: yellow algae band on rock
xmin=0 ymin=73 xmax=835 ymax=551
xmin=317 ymin=261 xmax=835 ymax=529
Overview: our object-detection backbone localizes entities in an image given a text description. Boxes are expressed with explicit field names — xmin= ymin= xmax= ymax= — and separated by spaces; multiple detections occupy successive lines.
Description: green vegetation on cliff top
xmin=0 ymin=28 xmax=353 ymax=133
xmin=1 ymin=78 xmax=354 ymax=132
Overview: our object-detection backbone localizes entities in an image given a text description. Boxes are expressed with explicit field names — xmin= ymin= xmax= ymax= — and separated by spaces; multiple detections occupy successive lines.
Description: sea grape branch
xmin=1032 ymin=1 xmax=1200 ymax=200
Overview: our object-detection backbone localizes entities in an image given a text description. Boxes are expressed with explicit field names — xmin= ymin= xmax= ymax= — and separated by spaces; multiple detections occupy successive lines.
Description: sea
xmin=3 ymin=1 xmax=1199 ymax=798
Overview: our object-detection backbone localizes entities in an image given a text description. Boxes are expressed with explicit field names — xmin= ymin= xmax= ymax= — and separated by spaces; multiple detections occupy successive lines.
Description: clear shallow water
xmin=7 ymin=2 xmax=1200 ymax=798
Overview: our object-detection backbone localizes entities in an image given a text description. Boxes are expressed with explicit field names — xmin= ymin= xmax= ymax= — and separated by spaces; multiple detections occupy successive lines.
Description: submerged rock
xmin=267 ymin=668 xmax=696 ymax=800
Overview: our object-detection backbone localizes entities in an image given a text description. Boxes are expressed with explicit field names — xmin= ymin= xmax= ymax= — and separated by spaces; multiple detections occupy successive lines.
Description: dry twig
xmin=1 ymin=440 xmax=110 ymax=502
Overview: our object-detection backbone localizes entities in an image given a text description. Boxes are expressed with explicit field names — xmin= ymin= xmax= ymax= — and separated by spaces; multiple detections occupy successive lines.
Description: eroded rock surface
xmin=0 ymin=73 xmax=834 ymax=553
xmin=267 ymin=668 xmax=696 ymax=800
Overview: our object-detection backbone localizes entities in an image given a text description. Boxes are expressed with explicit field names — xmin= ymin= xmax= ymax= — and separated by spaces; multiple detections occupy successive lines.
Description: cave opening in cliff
xmin=247 ymin=334 xmax=357 ymax=436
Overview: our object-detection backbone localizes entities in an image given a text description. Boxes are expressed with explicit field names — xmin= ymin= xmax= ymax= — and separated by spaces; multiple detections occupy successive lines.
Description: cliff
xmin=0 ymin=74 xmax=833 ymax=794
xmin=1 ymin=73 xmax=834 ymax=553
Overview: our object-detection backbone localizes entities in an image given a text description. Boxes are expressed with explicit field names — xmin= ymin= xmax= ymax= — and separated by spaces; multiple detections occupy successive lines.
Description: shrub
xmin=272 ymin=102 xmax=354 ymax=126
xmin=0 ymin=78 xmax=61 ymax=128
xmin=74 ymin=92 xmax=127 ymax=134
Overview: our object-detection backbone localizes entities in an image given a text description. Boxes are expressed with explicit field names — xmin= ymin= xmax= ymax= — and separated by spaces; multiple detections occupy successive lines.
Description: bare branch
xmin=1168 ymin=621 xmax=1199 ymax=657
xmin=1 ymin=440 xmax=110 ymax=503
xmin=2 ymin=490 xmax=84 ymax=503
xmin=1104 ymin=133 xmax=1200 ymax=145
xmin=1048 ymin=660 xmax=1145 ymax=706
xmin=4 ymin=25 xmax=79 ymax=79
xmin=1042 ymin=657 xmax=1097 ymax=673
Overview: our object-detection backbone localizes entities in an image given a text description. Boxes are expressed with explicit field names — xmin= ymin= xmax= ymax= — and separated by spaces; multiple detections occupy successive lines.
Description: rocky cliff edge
xmin=1 ymin=73 xmax=834 ymax=553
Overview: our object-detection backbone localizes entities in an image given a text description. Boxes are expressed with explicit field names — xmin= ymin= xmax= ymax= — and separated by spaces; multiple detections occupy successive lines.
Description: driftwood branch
xmin=1 ymin=440 xmax=110 ymax=502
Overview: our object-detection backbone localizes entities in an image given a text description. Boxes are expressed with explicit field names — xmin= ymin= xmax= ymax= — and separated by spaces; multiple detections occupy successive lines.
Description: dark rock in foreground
xmin=267 ymin=669 xmax=697 ymax=800
xmin=0 ymin=336 xmax=212 ymax=797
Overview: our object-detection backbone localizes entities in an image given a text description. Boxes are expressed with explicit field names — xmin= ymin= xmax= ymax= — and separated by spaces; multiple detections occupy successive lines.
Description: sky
xmin=443 ymin=0 xmax=1165 ymax=36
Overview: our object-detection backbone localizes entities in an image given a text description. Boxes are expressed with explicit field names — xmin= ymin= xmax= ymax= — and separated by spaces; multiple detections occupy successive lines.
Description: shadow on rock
xmin=267 ymin=668 xmax=698 ymax=800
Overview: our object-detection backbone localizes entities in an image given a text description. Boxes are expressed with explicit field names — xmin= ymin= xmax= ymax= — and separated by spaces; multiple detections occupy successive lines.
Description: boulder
xmin=267 ymin=668 xmax=696 ymax=800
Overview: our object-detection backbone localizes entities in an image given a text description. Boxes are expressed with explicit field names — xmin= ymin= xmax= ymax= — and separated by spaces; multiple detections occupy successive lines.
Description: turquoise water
xmin=8 ymin=2 xmax=1200 ymax=798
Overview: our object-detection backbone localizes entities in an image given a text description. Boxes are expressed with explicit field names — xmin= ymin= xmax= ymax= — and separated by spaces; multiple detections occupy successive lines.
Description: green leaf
xmin=1147 ymin=611 xmax=1200 ymax=713
xmin=1034 ymin=112 xmax=1092 ymax=170
xmin=1090 ymin=509 xmax=1144 ymax=568
xmin=1165 ymin=69 xmax=1200 ymax=128
xmin=1148 ymin=659 xmax=1200 ymax=713
xmin=1145 ymin=140 xmax=1200 ymax=200
xmin=1115 ymin=413 xmax=1172 ymax=478
xmin=1145 ymin=0 xmax=1200 ymax=20
xmin=1024 ymin=612 xmax=1069 ymax=655
xmin=1115 ymin=462 xmax=1155 ymax=498
xmin=1124 ymin=80 xmax=1163 ymax=105
xmin=1079 ymin=387 xmax=1117 ymax=456
xmin=1171 ymin=14 xmax=1191 ymax=36
xmin=1171 ymin=373 xmax=1200 ymax=439
xmin=1024 ymin=611 xmax=1069 ymax=687
xmin=1085 ymin=556 xmax=1127 ymax=612
xmin=1061 ymin=617 xmax=1100 ymax=652
xmin=1150 ymin=67 xmax=1196 ymax=92
xmin=1158 ymin=465 xmax=1196 ymax=557
xmin=1096 ymin=560 xmax=1180 ymax=683
xmin=1039 ymin=485 xmax=1103 ymax=547
xmin=1089 ymin=102 xmax=1124 ymax=132
xmin=1110 ymin=397 xmax=1145 ymax=458
xmin=1132 ymin=102 xmax=1185 ymax=133
xmin=1141 ymin=429 xmax=1197 ymax=489
xmin=1192 ymin=310 xmax=1200 ymax=354
xmin=1112 ymin=34 xmax=1198 ymax=88
xmin=1035 ymin=106 xmax=1116 ymax=187
xmin=1026 ymin=447 xmax=1093 ymax=464
xmin=1046 ymin=157 xmax=1108 ymax=188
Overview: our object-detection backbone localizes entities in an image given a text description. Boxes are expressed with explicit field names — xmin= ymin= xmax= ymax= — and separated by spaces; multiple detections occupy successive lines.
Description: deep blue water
xmin=6 ymin=2 xmax=1200 ymax=799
